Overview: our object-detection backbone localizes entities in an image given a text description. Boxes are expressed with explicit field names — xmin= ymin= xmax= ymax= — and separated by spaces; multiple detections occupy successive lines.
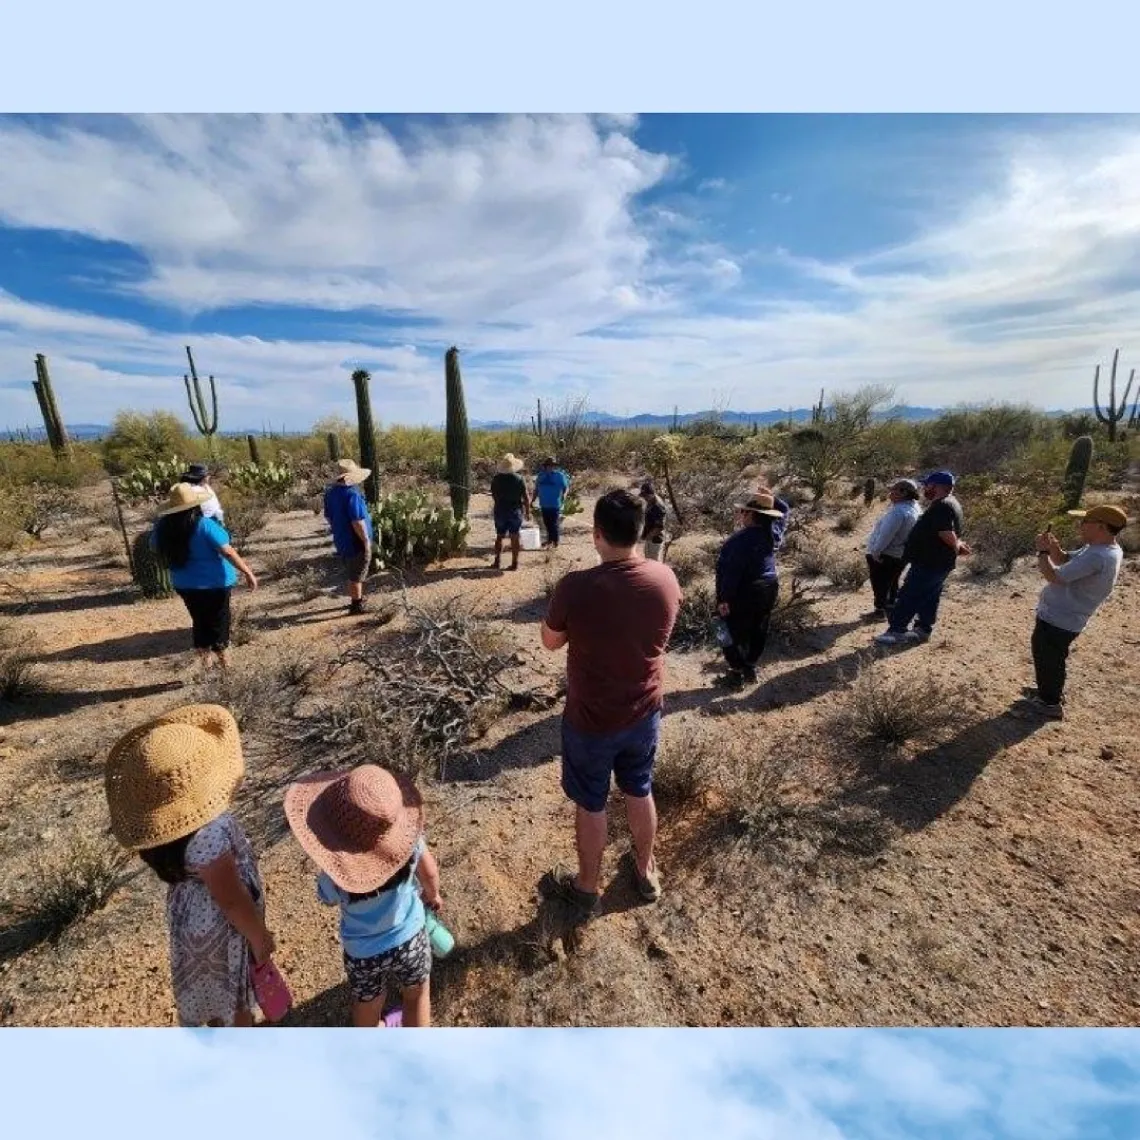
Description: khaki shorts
xmin=341 ymin=550 xmax=370 ymax=584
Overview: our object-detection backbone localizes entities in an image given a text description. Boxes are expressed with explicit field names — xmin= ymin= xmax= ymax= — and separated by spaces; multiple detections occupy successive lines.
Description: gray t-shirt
xmin=1036 ymin=543 xmax=1123 ymax=633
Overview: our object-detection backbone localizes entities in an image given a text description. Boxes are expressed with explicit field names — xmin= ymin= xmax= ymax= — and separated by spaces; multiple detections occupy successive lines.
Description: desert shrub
xmin=0 ymin=621 xmax=47 ymax=702
xmin=768 ymin=576 xmax=822 ymax=648
xmin=832 ymin=660 xmax=959 ymax=748
xmin=290 ymin=566 xmax=328 ymax=602
xmin=916 ymin=405 xmax=1052 ymax=476
xmin=116 ymin=456 xmax=188 ymax=504
xmin=220 ymin=488 xmax=269 ymax=550
xmin=24 ymin=832 xmax=127 ymax=943
xmin=958 ymin=478 xmax=1062 ymax=574
xmin=0 ymin=481 xmax=81 ymax=542
xmin=191 ymin=658 xmax=291 ymax=729
xmin=102 ymin=411 xmax=190 ymax=474
xmin=849 ymin=420 xmax=920 ymax=481
xmin=653 ymin=718 xmax=715 ymax=806
xmin=823 ymin=549 xmax=869 ymax=591
xmin=371 ymin=490 xmax=468 ymax=569
xmin=666 ymin=543 xmax=718 ymax=589
xmin=0 ymin=441 xmax=105 ymax=488
xmin=670 ymin=468 xmax=750 ymax=535
xmin=793 ymin=535 xmax=831 ymax=577
xmin=668 ymin=583 xmax=719 ymax=651
xmin=833 ymin=505 xmax=864 ymax=534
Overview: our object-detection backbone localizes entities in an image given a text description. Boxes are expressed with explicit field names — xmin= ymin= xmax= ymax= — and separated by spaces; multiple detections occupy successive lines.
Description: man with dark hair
xmin=1013 ymin=504 xmax=1127 ymax=719
xmin=531 ymin=455 xmax=571 ymax=549
xmin=540 ymin=489 xmax=683 ymax=916
xmin=875 ymin=470 xmax=971 ymax=646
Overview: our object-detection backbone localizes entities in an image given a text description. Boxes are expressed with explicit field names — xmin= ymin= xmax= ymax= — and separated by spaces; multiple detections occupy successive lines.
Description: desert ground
xmin=1 ymin=480 xmax=1137 ymax=1028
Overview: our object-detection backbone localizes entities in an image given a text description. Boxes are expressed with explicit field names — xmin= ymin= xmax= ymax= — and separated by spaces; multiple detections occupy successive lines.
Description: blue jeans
xmin=560 ymin=710 xmax=661 ymax=813
xmin=887 ymin=564 xmax=951 ymax=634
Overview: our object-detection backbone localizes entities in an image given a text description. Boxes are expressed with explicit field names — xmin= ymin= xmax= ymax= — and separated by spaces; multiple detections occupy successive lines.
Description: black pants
xmin=177 ymin=587 xmax=233 ymax=652
xmin=1031 ymin=617 xmax=1079 ymax=705
xmin=540 ymin=507 xmax=561 ymax=546
xmin=723 ymin=579 xmax=779 ymax=671
xmin=866 ymin=553 xmax=905 ymax=611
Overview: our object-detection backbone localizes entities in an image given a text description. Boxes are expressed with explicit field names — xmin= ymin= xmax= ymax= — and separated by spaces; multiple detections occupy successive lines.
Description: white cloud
xmin=0 ymin=1029 xmax=1136 ymax=1140
xmin=3 ymin=116 xmax=1140 ymax=426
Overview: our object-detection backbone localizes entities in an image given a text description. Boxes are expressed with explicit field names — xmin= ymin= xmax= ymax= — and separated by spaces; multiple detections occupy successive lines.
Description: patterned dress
xmin=166 ymin=813 xmax=264 ymax=1026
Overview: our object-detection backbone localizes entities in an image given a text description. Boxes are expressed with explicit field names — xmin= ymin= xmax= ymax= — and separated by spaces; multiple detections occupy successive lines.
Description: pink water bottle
xmin=251 ymin=957 xmax=293 ymax=1023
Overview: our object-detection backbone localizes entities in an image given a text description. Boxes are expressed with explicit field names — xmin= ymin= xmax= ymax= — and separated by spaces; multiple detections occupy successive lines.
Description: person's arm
xmin=316 ymin=874 xmax=339 ymax=907
xmin=933 ymin=504 xmax=970 ymax=556
xmin=1035 ymin=539 xmax=1089 ymax=584
xmin=541 ymin=577 xmax=570 ymax=650
xmin=351 ymin=518 xmax=370 ymax=547
xmin=866 ymin=507 xmax=900 ymax=560
xmin=220 ymin=544 xmax=258 ymax=589
xmin=197 ymin=853 xmax=275 ymax=964
xmin=415 ymin=843 xmax=443 ymax=911
xmin=716 ymin=538 xmax=745 ymax=614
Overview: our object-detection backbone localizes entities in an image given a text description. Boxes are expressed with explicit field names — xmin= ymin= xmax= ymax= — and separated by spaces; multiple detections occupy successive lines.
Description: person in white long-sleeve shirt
xmin=181 ymin=463 xmax=224 ymax=523
xmin=863 ymin=478 xmax=921 ymax=619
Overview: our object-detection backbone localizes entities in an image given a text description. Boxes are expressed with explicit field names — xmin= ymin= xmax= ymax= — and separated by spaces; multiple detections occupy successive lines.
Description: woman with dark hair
xmin=714 ymin=488 xmax=790 ymax=686
xmin=151 ymin=483 xmax=258 ymax=671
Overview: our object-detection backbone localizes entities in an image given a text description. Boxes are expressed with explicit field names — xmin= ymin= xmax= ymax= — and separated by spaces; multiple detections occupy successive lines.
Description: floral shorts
xmin=343 ymin=927 xmax=432 ymax=1003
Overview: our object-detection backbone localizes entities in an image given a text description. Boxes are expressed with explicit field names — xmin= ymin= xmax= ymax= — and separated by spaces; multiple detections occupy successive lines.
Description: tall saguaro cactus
xmin=1093 ymin=349 xmax=1134 ymax=443
xmin=444 ymin=346 xmax=472 ymax=521
xmin=183 ymin=346 xmax=219 ymax=454
xmin=351 ymin=368 xmax=380 ymax=506
xmin=32 ymin=354 xmax=71 ymax=460
xmin=1063 ymin=435 xmax=1094 ymax=511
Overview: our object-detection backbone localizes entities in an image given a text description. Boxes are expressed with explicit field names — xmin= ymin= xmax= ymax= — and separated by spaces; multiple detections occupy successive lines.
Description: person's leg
xmin=885 ymin=565 xmax=935 ymax=634
xmin=882 ymin=555 xmax=905 ymax=609
xmin=866 ymin=556 xmax=888 ymax=611
xmin=345 ymin=952 xmax=384 ymax=1027
xmin=392 ymin=928 xmax=432 ymax=1027
xmin=210 ymin=588 xmax=232 ymax=669
xmin=913 ymin=569 xmax=950 ymax=635
xmin=492 ymin=533 xmax=504 ymax=568
xmin=401 ymin=981 xmax=431 ymax=1028
xmin=542 ymin=507 xmax=560 ymax=547
xmin=508 ymin=513 xmax=522 ymax=569
xmin=232 ymin=1006 xmax=254 ymax=1027
xmin=722 ymin=593 xmax=754 ymax=673
xmin=351 ymin=997 xmax=384 ymax=1027
xmin=745 ymin=579 xmax=779 ymax=667
xmin=614 ymin=712 xmax=662 ymax=897
xmin=559 ymin=719 xmax=612 ymax=901
xmin=1032 ymin=618 xmax=1077 ymax=706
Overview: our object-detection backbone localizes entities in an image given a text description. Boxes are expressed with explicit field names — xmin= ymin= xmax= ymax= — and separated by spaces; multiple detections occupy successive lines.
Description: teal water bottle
xmin=424 ymin=909 xmax=455 ymax=958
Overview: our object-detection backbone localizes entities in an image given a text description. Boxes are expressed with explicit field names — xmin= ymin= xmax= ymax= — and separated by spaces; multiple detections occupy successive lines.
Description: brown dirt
xmin=1 ymin=487 xmax=1138 ymax=1027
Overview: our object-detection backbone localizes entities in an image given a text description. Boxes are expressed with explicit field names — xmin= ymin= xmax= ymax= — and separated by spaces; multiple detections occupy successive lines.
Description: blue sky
xmin=3 ymin=114 xmax=1140 ymax=430
xmin=1 ymin=1028 xmax=1137 ymax=1138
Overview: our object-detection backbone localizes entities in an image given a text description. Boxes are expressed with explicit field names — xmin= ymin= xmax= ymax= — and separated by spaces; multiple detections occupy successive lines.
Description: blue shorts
xmin=560 ymin=710 xmax=661 ymax=813
xmin=494 ymin=507 xmax=524 ymax=537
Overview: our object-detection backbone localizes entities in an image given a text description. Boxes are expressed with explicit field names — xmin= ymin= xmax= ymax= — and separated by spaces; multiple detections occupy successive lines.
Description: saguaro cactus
xmin=863 ymin=477 xmax=877 ymax=506
xmin=183 ymin=346 xmax=219 ymax=454
xmin=444 ymin=347 xmax=472 ymax=521
xmin=246 ymin=434 xmax=262 ymax=465
xmin=351 ymin=368 xmax=380 ymax=506
xmin=811 ymin=388 xmax=826 ymax=425
xmin=131 ymin=532 xmax=173 ymax=599
xmin=327 ymin=432 xmax=341 ymax=461
xmin=1062 ymin=434 xmax=1094 ymax=511
xmin=1093 ymin=349 xmax=1134 ymax=443
xmin=32 ymin=354 xmax=71 ymax=459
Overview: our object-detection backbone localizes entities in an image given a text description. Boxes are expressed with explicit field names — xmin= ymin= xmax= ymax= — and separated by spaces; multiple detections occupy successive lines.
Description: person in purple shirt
xmin=714 ymin=488 xmax=790 ymax=686
xmin=323 ymin=459 xmax=375 ymax=615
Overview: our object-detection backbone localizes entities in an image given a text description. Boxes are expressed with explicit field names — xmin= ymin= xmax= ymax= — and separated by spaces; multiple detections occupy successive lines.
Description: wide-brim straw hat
xmin=159 ymin=482 xmax=214 ymax=516
xmin=334 ymin=458 xmax=371 ymax=485
xmin=733 ymin=490 xmax=784 ymax=519
xmin=284 ymin=764 xmax=424 ymax=894
xmin=497 ymin=453 xmax=525 ymax=473
xmin=105 ymin=704 xmax=244 ymax=850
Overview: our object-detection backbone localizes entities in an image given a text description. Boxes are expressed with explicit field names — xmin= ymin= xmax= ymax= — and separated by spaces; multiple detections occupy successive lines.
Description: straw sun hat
xmin=284 ymin=765 xmax=424 ymax=894
xmin=733 ymin=489 xmax=784 ymax=519
xmin=334 ymin=458 xmax=372 ymax=485
xmin=105 ymin=705 xmax=244 ymax=850
xmin=496 ymin=453 xmax=524 ymax=474
xmin=159 ymin=482 xmax=214 ymax=516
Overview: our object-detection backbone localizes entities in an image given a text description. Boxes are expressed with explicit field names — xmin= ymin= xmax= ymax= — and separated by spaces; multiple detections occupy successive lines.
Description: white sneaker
xmin=874 ymin=631 xmax=906 ymax=646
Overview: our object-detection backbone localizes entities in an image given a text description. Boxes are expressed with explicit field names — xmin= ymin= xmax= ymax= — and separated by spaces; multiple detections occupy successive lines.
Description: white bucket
xmin=519 ymin=525 xmax=542 ymax=551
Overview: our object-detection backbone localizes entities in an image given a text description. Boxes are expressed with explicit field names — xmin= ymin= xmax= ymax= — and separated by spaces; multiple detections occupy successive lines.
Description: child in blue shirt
xmin=531 ymin=456 xmax=571 ymax=548
xmin=285 ymin=764 xmax=443 ymax=1027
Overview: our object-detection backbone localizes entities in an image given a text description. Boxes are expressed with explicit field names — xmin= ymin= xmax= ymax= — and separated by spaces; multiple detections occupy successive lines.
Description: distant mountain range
xmin=4 ymin=405 xmax=1093 ymax=440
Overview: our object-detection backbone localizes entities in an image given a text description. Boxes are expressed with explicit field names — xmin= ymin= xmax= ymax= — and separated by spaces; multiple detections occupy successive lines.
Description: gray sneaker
xmin=874 ymin=630 xmax=906 ymax=646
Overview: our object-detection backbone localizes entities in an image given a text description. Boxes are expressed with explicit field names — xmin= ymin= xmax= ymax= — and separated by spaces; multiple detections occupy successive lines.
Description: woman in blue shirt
xmin=152 ymin=483 xmax=258 ymax=669
xmin=715 ymin=489 xmax=790 ymax=686
xmin=531 ymin=456 xmax=571 ymax=548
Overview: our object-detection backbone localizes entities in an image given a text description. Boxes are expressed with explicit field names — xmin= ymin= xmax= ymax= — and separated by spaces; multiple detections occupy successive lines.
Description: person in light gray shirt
xmin=863 ymin=478 xmax=922 ymax=619
xmin=1014 ymin=503 xmax=1127 ymax=719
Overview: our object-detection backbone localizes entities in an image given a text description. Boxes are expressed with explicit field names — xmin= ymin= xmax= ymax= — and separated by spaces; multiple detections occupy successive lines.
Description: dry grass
xmin=21 ymin=832 xmax=128 ymax=944
xmin=653 ymin=717 xmax=716 ymax=806
xmin=833 ymin=505 xmax=865 ymax=534
xmin=793 ymin=536 xmax=831 ymax=577
xmin=668 ymin=583 xmax=718 ymax=651
xmin=768 ymin=577 xmax=821 ymax=648
xmin=666 ymin=542 xmax=718 ymax=589
xmin=830 ymin=659 xmax=959 ymax=749
xmin=0 ymin=621 xmax=47 ymax=703
xmin=823 ymin=550 xmax=870 ymax=591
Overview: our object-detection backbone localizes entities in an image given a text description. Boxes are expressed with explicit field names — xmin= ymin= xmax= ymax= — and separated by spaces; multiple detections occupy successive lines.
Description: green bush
xmin=116 ymin=456 xmax=187 ymax=504
xmin=227 ymin=460 xmax=297 ymax=499
xmin=370 ymin=489 xmax=469 ymax=569
xmin=102 ymin=412 xmax=190 ymax=474
xmin=0 ymin=441 xmax=105 ymax=488
xmin=957 ymin=477 xmax=1066 ymax=574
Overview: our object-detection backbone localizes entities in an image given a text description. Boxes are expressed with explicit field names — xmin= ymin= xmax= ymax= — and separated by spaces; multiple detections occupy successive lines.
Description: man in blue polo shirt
xmin=324 ymin=459 xmax=374 ymax=615
xmin=531 ymin=456 xmax=571 ymax=549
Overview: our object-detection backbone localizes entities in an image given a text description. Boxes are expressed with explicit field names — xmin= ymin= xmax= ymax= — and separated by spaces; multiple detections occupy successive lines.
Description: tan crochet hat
xmin=284 ymin=764 xmax=423 ymax=894
xmin=496 ymin=453 xmax=524 ymax=474
xmin=105 ymin=704 xmax=244 ymax=850
xmin=159 ymin=482 xmax=214 ymax=516
xmin=334 ymin=458 xmax=371 ymax=485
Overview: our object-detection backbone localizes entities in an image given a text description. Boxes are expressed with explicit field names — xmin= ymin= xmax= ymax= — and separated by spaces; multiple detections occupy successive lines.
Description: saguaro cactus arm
xmin=184 ymin=345 xmax=219 ymax=444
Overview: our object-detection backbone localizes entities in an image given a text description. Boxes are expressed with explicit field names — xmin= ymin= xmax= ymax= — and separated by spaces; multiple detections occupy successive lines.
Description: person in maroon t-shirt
xmin=540 ymin=489 xmax=682 ymax=917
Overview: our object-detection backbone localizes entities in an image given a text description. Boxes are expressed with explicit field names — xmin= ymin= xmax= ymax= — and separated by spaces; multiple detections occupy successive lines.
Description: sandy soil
xmin=0 ymin=487 xmax=1137 ymax=1027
